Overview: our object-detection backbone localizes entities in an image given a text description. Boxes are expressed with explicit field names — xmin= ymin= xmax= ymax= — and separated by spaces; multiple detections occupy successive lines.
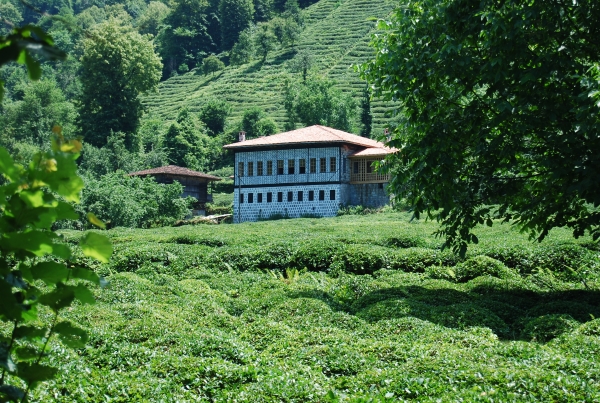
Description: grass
xmin=24 ymin=212 xmax=600 ymax=401
xmin=142 ymin=0 xmax=398 ymax=136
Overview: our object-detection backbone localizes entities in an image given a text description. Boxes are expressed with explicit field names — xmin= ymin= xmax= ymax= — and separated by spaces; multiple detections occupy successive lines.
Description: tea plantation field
xmin=143 ymin=0 xmax=398 ymax=135
xmin=32 ymin=213 xmax=600 ymax=401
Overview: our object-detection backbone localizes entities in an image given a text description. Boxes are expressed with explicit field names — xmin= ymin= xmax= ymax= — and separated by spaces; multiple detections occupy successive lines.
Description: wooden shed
xmin=128 ymin=165 xmax=221 ymax=216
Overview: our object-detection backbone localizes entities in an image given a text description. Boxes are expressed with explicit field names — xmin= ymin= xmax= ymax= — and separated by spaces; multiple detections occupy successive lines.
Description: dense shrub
xmin=521 ymin=314 xmax=580 ymax=342
xmin=454 ymin=255 xmax=517 ymax=282
xmin=389 ymin=248 xmax=459 ymax=273
xmin=290 ymin=239 xmax=345 ymax=272
xmin=80 ymin=172 xmax=194 ymax=228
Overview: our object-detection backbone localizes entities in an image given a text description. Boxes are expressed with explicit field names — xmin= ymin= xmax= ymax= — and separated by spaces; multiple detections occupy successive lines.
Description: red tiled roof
xmin=223 ymin=125 xmax=386 ymax=149
xmin=349 ymin=147 xmax=396 ymax=158
xmin=128 ymin=165 xmax=222 ymax=181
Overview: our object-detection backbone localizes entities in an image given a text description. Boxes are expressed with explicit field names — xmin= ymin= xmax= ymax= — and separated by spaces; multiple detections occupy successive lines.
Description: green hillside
xmin=143 ymin=0 xmax=397 ymax=136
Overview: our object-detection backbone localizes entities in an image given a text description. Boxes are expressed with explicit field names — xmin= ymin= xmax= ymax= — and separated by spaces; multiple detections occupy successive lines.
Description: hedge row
xmin=106 ymin=238 xmax=599 ymax=282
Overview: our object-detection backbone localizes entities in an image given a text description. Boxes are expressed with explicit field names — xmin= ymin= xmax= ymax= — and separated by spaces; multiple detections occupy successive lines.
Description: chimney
xmin=384 ymin=128 xmax=391 ymax=143
xmin=238 ymin=131 xmax=246 ymax=142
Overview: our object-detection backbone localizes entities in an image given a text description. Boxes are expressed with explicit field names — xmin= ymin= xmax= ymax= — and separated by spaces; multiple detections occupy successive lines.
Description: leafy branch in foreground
xmin=0 ymin=24 xmax=66 ymax=101
xmin=361 ymin=0 xmax=600 ymax=256
xmin=0 ymin=129 xmax=112 ymax=402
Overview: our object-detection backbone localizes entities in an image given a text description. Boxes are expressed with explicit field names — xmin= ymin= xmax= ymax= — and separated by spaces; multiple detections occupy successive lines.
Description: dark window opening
xmin=239 ymin=193 xmax=244 ymax=203
xmin=288 ymin=159 xmax=295 ymax=175
xmin=277 ymin=192 xmax=283 ymax=202
xmin=320 ymin=158 xmax=326 ymax=173
xmin=277 ymin=160 xmax=284 ymax=175
xmin=308 ymin=190 xmax=314 ymax=201
xmin=378 ymin=183 xmax=384 ymax=189
xmin=310 ymin=158 xmax=317 ymax=173
xmin=248 ymin=161 xmax=254 ymax=176
xmin=298 ymin=191 xmax=303 ymax=202
xmin=299 ymin=159 xmax=306 ymax=174
xmin=330 ymin=190 xmax=336 ymax=200
xmin=319 ymin=190 xmax=325 ymax=201
xmin=257 ymin=161 xmax=264 ymax=176
xmin=258 ymin=193 xmax=263 ymax=203
xmin=330 ymin=157 xmax=336 ymax=172
xmin=267 ymin=192 xmax=273 ymax=203
xmin=287 ymin=191 xmax=293 ymax=202
xmin=267 ymin=161 xmax=273 ymax=175
xmin=353 ymin=161 xmax=359 ymax=174
xmin=238 ymin=162 xmax=245 ymax=177
xmin=248 ymin=193 xmax=254 ymax=203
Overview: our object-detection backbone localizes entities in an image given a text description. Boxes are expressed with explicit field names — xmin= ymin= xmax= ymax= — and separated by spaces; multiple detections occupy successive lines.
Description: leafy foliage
xmin=361 ymin=0 xmax=600 ymax=255
xmin=78 ymin=19 xmax=162 ymax=148
xmin=284 ymin=76 xmax=356 ymax=131
xmin=0 ymin=24 xmax=66 ymax=101
xmin=202 ymin=54 xmax=225 ymax=76
xmin=0 ymin=131 xmax=111 ymax=402
xmin=242 ymin=107 xmax=278 ymax=138
xmin=199 ymin=98 xmax=231 ymax=135
xmin=219 ymin=0 xmax=255 ymax=50
xmin=39 ymin=212 xmax=600 ymax=401
xmin=80 ymin=172 xmax=194 ymax=228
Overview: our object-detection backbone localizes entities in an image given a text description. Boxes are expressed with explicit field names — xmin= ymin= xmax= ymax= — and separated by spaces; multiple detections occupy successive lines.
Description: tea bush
xmin=454 ymin=255 xmax=517 ymax=282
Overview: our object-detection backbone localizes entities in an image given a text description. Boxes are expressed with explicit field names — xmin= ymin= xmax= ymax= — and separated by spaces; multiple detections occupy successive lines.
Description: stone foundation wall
xmin=347 ymin=183 xmax=389 ymax=208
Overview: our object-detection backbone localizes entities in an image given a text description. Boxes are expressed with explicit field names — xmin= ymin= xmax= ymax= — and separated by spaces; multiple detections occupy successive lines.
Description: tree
xmin=284 ymin=77 xmax=356 ymax=132
xmin=359 ymin=85 xmax=372 ymax=138
xmin=289 ymin=49 xmax=313 ymax=82
xmin=230 ymin=27 xmax=255 ymax=65
xmin=253 ymin=0 xmax=273 ymax=22
xmin=254 ymin=22 xmax=276 ymax=62
xmin=219 ymin=0 xmax=254 ymax=50
xmin=157 ymin=0 xmax=214 ymax=76
xmin=282 ymin=17 xmax=300 ymax=47
xmin=242 ymin=107 xmax=277 ymax=138
xmin=0 ymin=78 xmax=77 ymax=147
xmin=136 ymin=1 xmax=170 ymax=37
xmin=202 ymin=54 xmax=225 ymax=75
xmin=361 ymin=0 xmax=600 ymax=255
xmin=79 ymin=19 xmax=162 ymax=149
xmin=199 ymin=98 xmax=231 ymax=135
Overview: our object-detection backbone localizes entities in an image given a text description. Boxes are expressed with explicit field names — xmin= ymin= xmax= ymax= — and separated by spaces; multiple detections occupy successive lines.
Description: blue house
xmin=223 ymin=125 xmax=394 ymax=223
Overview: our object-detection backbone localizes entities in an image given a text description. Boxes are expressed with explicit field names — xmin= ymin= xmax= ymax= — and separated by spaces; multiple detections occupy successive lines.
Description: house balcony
xmin=350 ymin=159 xmax=390 ymax=184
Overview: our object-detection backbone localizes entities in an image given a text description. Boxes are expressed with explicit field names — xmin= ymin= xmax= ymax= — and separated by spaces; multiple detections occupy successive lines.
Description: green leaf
xmin=54 ymin=322 xmax=88 ymax=348
xmin=24 ymin=51 xmax=41 ymax=80
xmin=80 ymin=232 xmax=112 ymax=263
xmin=0 ymin=147 xmax=21 ymax=183
xmin=19 ymin=189 xmax=49 ymax=208
xmin=38 ymin=284 xmax=75 ymax=311
xmin=14 ymin=346 xmax=39 ymax=361
xmin=0 ymin=385 xmax=25 ymax=401
xmin=14 ymin=326 xmax=46 ymax=343
xmin=73 ymin=284 xmax=95 ymax=305
xmin=30 ymin=262 xmax=69 ymax=285
xmin=0 ymin=342 xmax=16 ymax=373
xmin=0 ymin=281 xmax=21 ymax=321
xmin=70 ymin=267 xmax=100 ymax=285
xmin=16 ymin=362 xmax=57 ymax=385
xmin=87 ymin=212 xmax=106 ymax=229
xmin=3 ymin=230 xmax=56 ymax=257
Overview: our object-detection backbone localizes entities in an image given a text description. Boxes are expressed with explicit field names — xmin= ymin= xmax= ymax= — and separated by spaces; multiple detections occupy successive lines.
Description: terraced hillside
xmin=143 ymin=0 xmax=397 ymax=136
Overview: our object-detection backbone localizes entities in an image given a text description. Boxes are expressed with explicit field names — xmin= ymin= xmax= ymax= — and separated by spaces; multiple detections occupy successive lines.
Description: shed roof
xmin=223 ymin=125 xmax=387 ymax=150
xmin=349 ymin=147 xmax=395 ymax=158
xmin=128 ymin=165 xmax=222 ymax=181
